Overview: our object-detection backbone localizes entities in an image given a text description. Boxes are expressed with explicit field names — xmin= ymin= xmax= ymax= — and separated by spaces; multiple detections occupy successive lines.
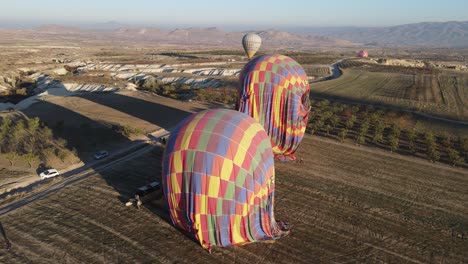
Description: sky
xmin=0 ymin=0 xmax=467 ymax=28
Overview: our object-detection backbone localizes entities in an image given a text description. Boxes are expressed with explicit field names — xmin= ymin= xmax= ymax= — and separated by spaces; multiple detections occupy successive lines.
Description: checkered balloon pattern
xmin=162 ymin=109 xmax=289 ymax=250
xmin=237 ymin=54 xmax=310 ymax=161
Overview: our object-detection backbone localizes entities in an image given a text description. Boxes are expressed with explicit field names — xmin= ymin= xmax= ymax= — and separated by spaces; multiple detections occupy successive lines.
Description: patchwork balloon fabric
xmin=237 ymin=54 xmax=310 ymax=161
xmin=162 ymin=109 xmax=289 ymax=250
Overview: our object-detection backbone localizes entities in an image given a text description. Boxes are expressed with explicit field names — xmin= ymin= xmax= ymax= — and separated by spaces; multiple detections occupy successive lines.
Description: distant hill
xmin=9 ymin=25 xmax=356 ymax=49
xmin=3 ymin=21 xmax=468 ymax=48
xmin=300 ymin=21 xmax=468 ymax=47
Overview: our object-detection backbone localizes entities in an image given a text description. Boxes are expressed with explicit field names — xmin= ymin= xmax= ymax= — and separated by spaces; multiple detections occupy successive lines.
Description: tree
xmin=321 ymin=111 xmax=333 ymax=123
xmin=324 ymin=124 xmax=332 ymax=135
xmin=390 ymin=123 xmax=401 ymax=138
xmin=446 ymin=147 xmax=462 ymax=167
xmin=306 ymin=124 xmax=315 ymax=135
xmin=351 ymin=105 xmax=360 ymax=114
xmin=356 ymin=119 xmax=370 ymax=145
xmin=142 ymin=76 xmax=160 ymax=92
xmin=317 ymin=100 xmax=330 ymax=109
xmin=8 ymin=119 xmax=26 ymax=153
xmin=23 ymin=153 xmax=39 ymax=168
xmin=346 ymin=115 xmax=357 ymax=129
xmin=388 ymin=135 xmax=399 ymax=152
xmin=460 ymin=136 xmax=468 ymax=161
xmin=357 ymin=134 xmax=366 ymax=145
xmin=424 ymin=131 xmax=435 ymax=145
xmin=373 ymin=121 xmax=385 ymax=143
xmin=4 ymin=152 xmax=18 ymax=166
xmin=315 ymin=119 xmax=325 ymax=132
xmin=27 ymin=117 xmax=41 ymax=134
xmin=329 ymin=116 xmax=340 ymax=129
xmin=339 ymin=128 xmax=348 ymax=142
xmin=406 ymin=129 xmax=417 ymax=153
xmin=359 ymin=118 xmax=370 ymax=136
xmin=427 ymin=144 xmax=440 ymax=163
xmin=0 ymin=118 xmax=12 ymax=153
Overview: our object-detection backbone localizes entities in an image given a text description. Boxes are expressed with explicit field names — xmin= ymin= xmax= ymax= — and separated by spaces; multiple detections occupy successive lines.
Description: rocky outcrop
xmin=74 ymin=62 xmax=241 ymax=76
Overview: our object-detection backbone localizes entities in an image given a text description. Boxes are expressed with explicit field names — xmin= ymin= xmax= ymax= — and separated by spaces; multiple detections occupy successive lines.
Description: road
xmin=0 ymin=129 xmax=171 ymax=216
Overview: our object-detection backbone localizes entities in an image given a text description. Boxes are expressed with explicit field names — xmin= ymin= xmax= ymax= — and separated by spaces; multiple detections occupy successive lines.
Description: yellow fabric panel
xmin=208 ymin=176 xmax=220 ymax=198
xmin=220 ymin=158 xmax=233 ymax=181
xmin=233 ymin=124 xmax=261 ymax=166
xmin=200 ymin=194 xmax=207 ymax=215
xmin=232 ymin=215 xmax=243 ymax=244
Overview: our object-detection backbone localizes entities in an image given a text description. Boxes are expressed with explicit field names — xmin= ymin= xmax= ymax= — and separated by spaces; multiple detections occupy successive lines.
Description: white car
xmin=40 ymin=169 xmax=60 ymax=180
xmin=94 ymin=150 xmax=109 ymax=160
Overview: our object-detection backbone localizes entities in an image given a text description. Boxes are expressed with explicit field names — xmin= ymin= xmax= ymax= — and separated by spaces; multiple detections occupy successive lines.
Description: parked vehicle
xmin=94 ymin=150 xmax=109 ymax=160
xmin=39 ymin=169 xmax=60 ymax=180
xmin=159 ymin=133 xmax=170 ymax=145
xmin=135 ymin=181 xmax=161 ymax=197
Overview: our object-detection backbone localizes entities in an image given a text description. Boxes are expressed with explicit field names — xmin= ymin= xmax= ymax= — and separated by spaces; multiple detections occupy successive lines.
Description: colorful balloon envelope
xmin=162 ymin=109 xmax=289 ymax=251
xmin=237 ymin=54 xmax=310 ymax=161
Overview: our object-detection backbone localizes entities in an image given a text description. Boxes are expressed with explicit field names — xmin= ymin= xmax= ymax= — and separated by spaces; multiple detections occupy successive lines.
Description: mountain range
xmin=297 ymin=21 xmax=468 ymax=47
xmin=1 ymin=21 xmax=467 ymax=48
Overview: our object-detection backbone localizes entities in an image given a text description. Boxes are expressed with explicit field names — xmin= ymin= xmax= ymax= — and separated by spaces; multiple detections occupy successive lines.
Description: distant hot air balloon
xmin=242 ymin=33 xmax=262 ymax=59
xmin=357 ymin=50 xmax=369 ymax=58
xmin=237 ymin=54 xmax=310 ymax=161
xmin=163 ymin=109 xmax=289 ymax=251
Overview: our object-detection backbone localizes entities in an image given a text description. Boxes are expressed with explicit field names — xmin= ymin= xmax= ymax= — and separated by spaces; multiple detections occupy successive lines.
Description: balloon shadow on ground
xmin=18 ymin=88 xmax=197 ymax=211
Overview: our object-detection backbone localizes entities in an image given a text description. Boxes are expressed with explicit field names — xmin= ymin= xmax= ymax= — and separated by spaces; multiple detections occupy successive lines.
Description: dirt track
xmin=0 ymin=134 xmax=466 ymax=263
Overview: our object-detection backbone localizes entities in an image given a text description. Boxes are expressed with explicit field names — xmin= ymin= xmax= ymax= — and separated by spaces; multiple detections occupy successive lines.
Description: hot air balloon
xmin=162 ymin=109 xmax=289 ymax=251
xmin=237 ymin=54 xmax=310 ymax=161
xmin=357 ymin=50 xmax=368 ymax=58
xmin=242 ymin=33 xmax=262 ymax=59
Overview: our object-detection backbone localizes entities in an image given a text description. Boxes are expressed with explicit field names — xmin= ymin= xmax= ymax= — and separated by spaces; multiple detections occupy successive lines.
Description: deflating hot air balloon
xmin=163 ymin=109 xmax=289 ymax=251
xmin=237 ymin=54 xmax=310 ymax=161
xmin=242 ymin=33 xmax=262 ymax=59
xmin=357 ymin=50 xmax=368 ymax=58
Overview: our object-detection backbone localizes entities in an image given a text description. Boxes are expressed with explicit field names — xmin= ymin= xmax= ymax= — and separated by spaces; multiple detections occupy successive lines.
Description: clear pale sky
xmin=0 ymin=0 xmax=467 ymax=27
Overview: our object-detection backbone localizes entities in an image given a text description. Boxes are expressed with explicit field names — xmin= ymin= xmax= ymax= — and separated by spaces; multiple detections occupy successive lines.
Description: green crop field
xmin=311 ymin=68 xmax=468 ymax=121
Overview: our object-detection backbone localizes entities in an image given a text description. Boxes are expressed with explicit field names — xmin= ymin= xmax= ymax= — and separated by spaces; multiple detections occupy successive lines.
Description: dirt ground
xmin=0 ymin=134 xmax=466 ymax=263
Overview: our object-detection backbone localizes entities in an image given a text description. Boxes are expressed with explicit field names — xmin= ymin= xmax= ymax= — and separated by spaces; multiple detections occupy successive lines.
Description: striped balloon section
xmin=237 ymin=54 xmax=310 ymax=161
xmin=242 ymin=33 xmax=262 ymax=59
xmin=162 ymin=109 xmax=289 ymax=251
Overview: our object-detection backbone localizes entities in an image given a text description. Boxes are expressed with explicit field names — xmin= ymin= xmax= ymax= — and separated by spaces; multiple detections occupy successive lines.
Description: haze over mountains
xmin=299 ymin=21 xmax=468 ymax=47
xmin=1 ymin=21 xmax=467 ymax=48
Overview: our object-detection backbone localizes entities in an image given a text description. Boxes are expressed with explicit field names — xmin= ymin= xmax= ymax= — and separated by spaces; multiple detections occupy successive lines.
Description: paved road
xmin=0 ymin=129 xmax=171 ymax=216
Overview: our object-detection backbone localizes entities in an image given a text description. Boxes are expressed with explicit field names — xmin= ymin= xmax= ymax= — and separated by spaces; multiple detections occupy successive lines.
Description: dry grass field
xmin=311 ymin=68 xmax=468 ymax=121
xmin=0 ymin=134 xmax=466 ymax=263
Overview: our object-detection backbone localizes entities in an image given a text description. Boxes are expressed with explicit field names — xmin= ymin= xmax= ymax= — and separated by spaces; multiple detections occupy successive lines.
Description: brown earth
xmin=0 ymin=133 xmax=466 ymax=263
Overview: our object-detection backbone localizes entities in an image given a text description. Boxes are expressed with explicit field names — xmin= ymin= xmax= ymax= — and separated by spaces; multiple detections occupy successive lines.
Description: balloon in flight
xmin=242 ymin=33 xmax=262 ymax=59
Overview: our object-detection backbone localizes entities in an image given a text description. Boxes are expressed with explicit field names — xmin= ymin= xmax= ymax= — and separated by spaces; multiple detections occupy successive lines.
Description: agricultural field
xmin=311 ymin=68 xmax=468 ymax=121
xmin=0 ymin=135 xmax=466 ymax=263
xmin=302 ymin=65 xmax=331 ymax=78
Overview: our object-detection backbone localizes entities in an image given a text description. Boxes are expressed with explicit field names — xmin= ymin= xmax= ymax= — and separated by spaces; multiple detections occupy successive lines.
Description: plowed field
xmin=1 ymin=135 xmax=466 ymax=263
